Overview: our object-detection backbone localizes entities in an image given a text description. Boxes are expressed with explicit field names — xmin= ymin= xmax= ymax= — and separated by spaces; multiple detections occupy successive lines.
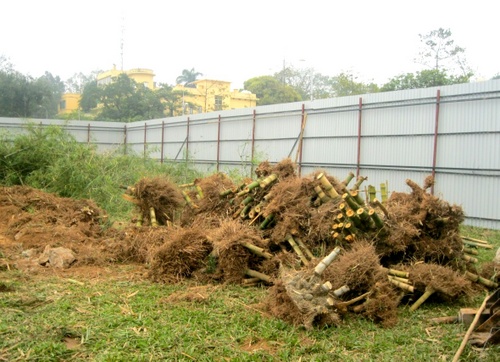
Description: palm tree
xmin=176 ymin=68 xmax=203 ymax=87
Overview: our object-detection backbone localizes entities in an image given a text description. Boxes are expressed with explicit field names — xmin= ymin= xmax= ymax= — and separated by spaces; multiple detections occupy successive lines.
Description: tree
xmin=176 ymin=68 xmax=203 ymax=87
xmin=416 ymin=28 xmax=472 ymax=77
xmin=381 ymin=69 xmax=471 ymax=91
xmin=155 ymin=83 xmax=186 ymax=117
xmin=79 ymin=80 xmax=101 ymax=112
xmin=327 ymin=72 xmax=379 ymax=97
xmin=244 ymin=76 xmax=302 ymax=105
xmin=64 ymin=71 xmax=100 ymax=94
xmin=96 ymin=74 xmax=164 ymax=122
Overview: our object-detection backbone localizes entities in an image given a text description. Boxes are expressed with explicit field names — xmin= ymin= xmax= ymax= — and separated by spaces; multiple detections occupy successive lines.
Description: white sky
xmin=1 ymin=0 xmax=498 ymax=90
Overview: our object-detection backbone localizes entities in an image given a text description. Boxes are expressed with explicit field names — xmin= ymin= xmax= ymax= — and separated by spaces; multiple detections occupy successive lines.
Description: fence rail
xmin=1 ymin=80 xmax=499 ymax=229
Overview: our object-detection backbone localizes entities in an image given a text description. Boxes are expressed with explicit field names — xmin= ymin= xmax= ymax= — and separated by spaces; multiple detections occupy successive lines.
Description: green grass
xmin=1 ymin=231 xmax=499 ymax=362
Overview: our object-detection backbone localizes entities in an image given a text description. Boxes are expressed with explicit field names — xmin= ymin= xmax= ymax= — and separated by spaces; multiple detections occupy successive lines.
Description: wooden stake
xmin=461 ymin=236 xmax=489 ymax=244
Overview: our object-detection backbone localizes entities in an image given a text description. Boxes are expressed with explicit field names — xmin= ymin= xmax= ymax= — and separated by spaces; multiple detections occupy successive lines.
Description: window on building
xmin=215 ymin=96 xmax=223 ymax=111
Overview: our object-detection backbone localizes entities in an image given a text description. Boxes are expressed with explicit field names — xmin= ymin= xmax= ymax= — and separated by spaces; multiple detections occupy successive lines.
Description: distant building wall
xmin=3 ymin=79 xmax=499 ymax=229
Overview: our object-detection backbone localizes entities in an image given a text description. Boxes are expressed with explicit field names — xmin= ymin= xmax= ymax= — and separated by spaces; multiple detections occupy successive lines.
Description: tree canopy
xmin=244 ymin=76 xmax=302 ymax=105
xmin=176 ymin=68 xmax=203 ymax=87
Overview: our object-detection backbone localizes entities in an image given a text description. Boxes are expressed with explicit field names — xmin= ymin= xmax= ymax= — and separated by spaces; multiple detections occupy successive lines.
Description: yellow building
xmin=58 ymin=68 xmax=256 ymax=117
xmin=97 ymin=65 xmax=156 ymax=90
xmin=173 ymin=79 xmax=257 ymax=115
xmin=58 ymin=93 xmax=81 ymax=115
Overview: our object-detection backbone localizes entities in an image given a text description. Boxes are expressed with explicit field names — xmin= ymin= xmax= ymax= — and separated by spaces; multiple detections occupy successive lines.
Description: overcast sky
xmin=1 ymin=0 xmax=498 ymax=89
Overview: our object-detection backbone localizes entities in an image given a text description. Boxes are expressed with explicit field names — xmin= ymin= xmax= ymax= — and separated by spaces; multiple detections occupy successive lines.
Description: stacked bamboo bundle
xmin=118 ymin=158 xmax=498 ymax=329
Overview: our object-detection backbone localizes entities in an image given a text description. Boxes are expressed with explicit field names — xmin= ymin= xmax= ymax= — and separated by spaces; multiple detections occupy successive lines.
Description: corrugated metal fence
xmin=1 ymin=80 xmax=499 ymax=229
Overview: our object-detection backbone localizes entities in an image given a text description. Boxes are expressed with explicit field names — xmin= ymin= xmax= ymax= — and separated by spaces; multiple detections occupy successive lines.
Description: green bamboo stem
xmin=286 ymin=234 xmax=310 ymax=266
xmin=259 ymin=214 xmax=275 ymax=229
xmin=182 ymin=190 xmax=198 ymax=209
xmin=346 ymin=209 xmax=363 ymax=228
xmin=240 ymin=204 xmax=252 ymax=219
xmin=241 ymin=242 xmax=273 ymax=259
xmin=244 ymin=179 xmax=262 ymax=193
xmin=344 ymin=234 xmax=355 ymax=242
xmin=410 ymin=286 xmax=435 ymax=311
xmin=380 ymin=182 xmax=388 ymax=202
xmin=350 ymin=190 xmax=365 ymax=206
xmin=316 ymin=173 xmax=341 ymax=200
xmin=351 ymin=176 xmax=368 ymax=191
xmin=242 ymin=277 xmax=261 ymax=284
xmin=245 ymin=269 xmax=272 ymax=284
xmin=465 ymin=271 xmax=499 ymax=288
xmin=369 ymin=209 xmax=384 ymax=229
xmin=240 ymin=196 xmax=254 ymax=207
xmin=368 ymin=185 xmax=377 ymax=202
xmin=259 ymin=174 xmax=278 ymax=189
xmin=178 ymin=182 xmax=195 ymax=188
xmin=372 ymin=198 xmax=389 ymax=218
xmin=344 ymin=222 xmax=358 ymax=235
xmin=314 ymin=185 xmax=330 ymax=203
xmin=338 ymin=202 xmax=347 ymax=213
xmin=195 ymin=185 xmax=204 ymax=199
xmin=336 ymin=213 xmax=345 ymax=222
xmin=342 ymin=193 xmax=361 ymax=211
xmin=342 ymin=172 xmax=355 ymax=187
xmin=389 ymin=275 xmax=410 ymax=284
xmin=136 ymin=212 xmax=143 ymax=227
xmin=220 ymin=188 xmax=234 ymax=197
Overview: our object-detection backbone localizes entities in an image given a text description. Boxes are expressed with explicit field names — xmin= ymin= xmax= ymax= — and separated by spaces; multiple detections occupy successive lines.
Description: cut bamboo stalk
xmin=240 ymin=204 xmax=252 ymax=219
xmin=336 ymin=213 xmax=345 ymax=222
xmin=389 ymin=275 xmax=410 ymax=284
xmin=245 ymin=269 xmax=272 ymax=284
xmin=461 ymin=236 xmax=489 ymax=244
xmin=314 ymin=246 xmax=342 ymax=275
xmin=461 ymin=254 xmax=478 ymax=263
xmin=338 ymin=202 xmax=347 ymax=213
xmin=382 ymin=267 xmax=409 ymax=278
xmin=344 ymin=234 xmax=355 ymax=242
xmin=263 ymin=192 xmax=273 ymax=201
xmin=409 ymin=286 xmax=435 ymax=311
xmin=195 ymin=185 xmax=204 ymax=199
xmin=219 ymin=188 xmax=234 ymax=197
xmin=244 ymin=179 xmax=262 ymax=193
xmin=369 ymin=209 xmax=384 ymax=229
xmin=350 ymin=190 xmax=365 ymax=206
xmin=342 ymin=172 xmax=355 ymax=187
xmin=182 ymin=191 xmax=198 ymax=208
xmin=351 ymin=176 xmax=368 ymax=191
xmin=367 ymin=185 xmax=377 ymax=202
xmin=356 ymin=207 xmax=370 ymax=222
xmin=346 ymin=209 xmax=363 ymax=228
xmin=342 ymin=193 xmax=361 ymax=211
xmin=316 ymin=173 xmax=341 ymax=200
xmin=333 ymin=285 xmax=350 ymax=297
xmin=465 ymin=271 xmax=499 ymax=288
xmin=296 ymin=238 xmax=314 ymax=259
xmin=380 ymin=182 xmax=388 ymax=202
xmin=242 ymin=277 xmax=261 ymax=284
xmin=286 ymin=234 xmax=310 ymax=266
xmin=150 ymin=207 xmax=158 ymax=227
xmin=232 ymin=206 xmax=245 ymax=219
xmin=314 ymin=185 xmax=330 ymax=203
xmin=388 ymin=277 xmax=415 ymax=293
xmin=259 ymin=214 xmax=274 ymax=229
xmin=344 ymin=222 xmax=358 ymax=235
xmin=240 ymin=196 xmax=253 ymax=207
xmin=179 ymin=182 xmax=195 ymax=188
xmin=259 ymin=174 xmax=278 ymax=189
xmin=136 ymin=212 xmax=143 ymax=227
xmin=372 ymin=198 xmax=389 ymax=218
xmin=462 ymin=240 xmax=493 ymax=249
xmin=241 ymin=242 xmax=273 ymax=259
xmin=463 ymin=247 xmax=479 ymax=255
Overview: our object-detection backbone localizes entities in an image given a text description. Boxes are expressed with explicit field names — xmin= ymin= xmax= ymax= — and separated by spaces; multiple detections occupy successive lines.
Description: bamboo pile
xmin=119 ymin=158 xmax=498 ymax=329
